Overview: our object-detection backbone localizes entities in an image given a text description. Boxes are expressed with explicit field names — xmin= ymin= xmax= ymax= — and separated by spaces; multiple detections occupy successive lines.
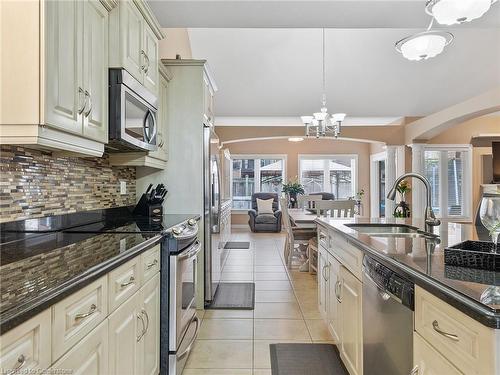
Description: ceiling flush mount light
xmin=288 ymin=137 xmax=304 ymax=142
xmin=395 ymin=19 xmax=454 ymax=61
xmin=301 ymin=29 xmax=347 ymax=139
xmin=426 ymin=0 xmax=498 ymax=25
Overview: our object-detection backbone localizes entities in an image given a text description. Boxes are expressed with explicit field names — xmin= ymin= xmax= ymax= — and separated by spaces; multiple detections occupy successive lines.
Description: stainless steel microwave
xmin=108 ymin=68 xmax=158 ymax=152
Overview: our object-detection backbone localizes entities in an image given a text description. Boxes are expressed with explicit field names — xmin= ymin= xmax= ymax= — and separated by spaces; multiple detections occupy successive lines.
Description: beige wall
xmin=221 ymin=137 xmax=372 ymax=225
xmin=159 ymin=28 xmax=192 ymax=59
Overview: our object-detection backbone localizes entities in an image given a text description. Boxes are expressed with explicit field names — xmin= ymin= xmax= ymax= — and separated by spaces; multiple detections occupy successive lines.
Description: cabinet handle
xmin=83 ymin=90 xmax=92 ymax=117
xmin=145 ymin=53 xmax=150 ymax=73
xmin=140 ymin=50 xmax=147 ymax=71
xmin=337 ymin=280 xmax=343 ymax=303
xmin=6 ymin=354 xmax=26 ymax=375
xmin=141 ymin=308 xmax=150 ymax=333
xmin=324 ymin=264 xmax=330 ymax=281
xmin=410 ymin=365 xmax=419 ymax=375
xmin=146 ymin=259 xmax=158 ymax=269
xmin=120 ymin=276 xmax=135 ymax=288
xmin=432 ymin=320 xmax=459 ymax=341
xmin=137 ymin=313 xmax=146 ymax=342
xmin=74 ymin=303 xmax=97 ymax=323
xmin=77 ymin=87 xmax=86 ymax=115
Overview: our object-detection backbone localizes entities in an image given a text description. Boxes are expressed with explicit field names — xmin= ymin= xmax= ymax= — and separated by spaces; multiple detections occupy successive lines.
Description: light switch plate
xmin=120 ymin=181 xmax=127 ymax=195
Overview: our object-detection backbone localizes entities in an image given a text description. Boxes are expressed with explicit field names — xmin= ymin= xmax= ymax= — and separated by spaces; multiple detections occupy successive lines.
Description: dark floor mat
xmin=224 ymin=241 xmax=250 ymax=249
xmin=206 ymin=282 xmax=255 ymax=310
xmin=270 ymin=343 xmax=349 ymax=375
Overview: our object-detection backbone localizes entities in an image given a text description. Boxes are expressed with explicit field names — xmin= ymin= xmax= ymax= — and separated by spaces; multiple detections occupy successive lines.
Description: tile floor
xmin=183 ymin=229 xmax=333 ymax=375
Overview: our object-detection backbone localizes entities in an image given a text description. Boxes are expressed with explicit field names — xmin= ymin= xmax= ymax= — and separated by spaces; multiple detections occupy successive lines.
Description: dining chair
xmin=280 ymin=197 xmax=317 ymax=269
xmin=297 ymin=195 xmax=324 ymax=209
xmin=314 ymin=199 xmax=356 ymax=218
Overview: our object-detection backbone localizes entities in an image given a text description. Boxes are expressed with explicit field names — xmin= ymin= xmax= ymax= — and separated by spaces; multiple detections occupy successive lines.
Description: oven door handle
xmin=178 ymin=316 xmax=200 ymax=359
xmin=177 ymin=241 xmax=202 ymax=260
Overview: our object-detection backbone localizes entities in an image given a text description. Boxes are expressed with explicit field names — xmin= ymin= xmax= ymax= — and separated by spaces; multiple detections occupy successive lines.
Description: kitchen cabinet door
xmin=120 ymin=0 xmax=144 ymax=83
xmin=148 ymin=70 xmax=168 ymax=161
xmin=318 ymin=246 xmax=329 ymax=319
xmin=143 ymin=25 xmax=159 ymax=95
xmin=51 ymin=320 xmax=108 ymax=375
xmin=108 ymin=291 xmax=143 ymax=375
xmin=82 ymin=0 xmax=108 ymax=143
xmin=327 ymin=253 xmax=341 ymax=344
xmin=44 ymin=0 xmax=83 ymax=135
xmin=413 ymin=334 xmax=462 ymax=375
xmin=141 ymin=274 xmax=160 ymax=375
xmin=339 ymin=266 xmax=363 ymax=375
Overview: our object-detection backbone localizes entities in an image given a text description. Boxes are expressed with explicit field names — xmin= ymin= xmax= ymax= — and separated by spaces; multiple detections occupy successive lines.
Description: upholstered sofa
xmin=248 ymin=193 xmax=282 ymax=232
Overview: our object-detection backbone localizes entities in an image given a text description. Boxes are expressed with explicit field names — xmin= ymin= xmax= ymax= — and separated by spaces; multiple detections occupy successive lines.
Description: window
xmin=231 ymin=156 xmax=285 ymax=209
xmin=299 ymin=155 xmax=357 ymax=199
xmin=378 ymin=160 xmax=386 ymax=217
xmin=423 ymin=146 xmax=471 ymax=219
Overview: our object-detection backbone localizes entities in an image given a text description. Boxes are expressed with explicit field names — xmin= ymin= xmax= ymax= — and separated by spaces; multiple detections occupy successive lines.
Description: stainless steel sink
xmin=345 ymin=223 xmax=439 ymax=239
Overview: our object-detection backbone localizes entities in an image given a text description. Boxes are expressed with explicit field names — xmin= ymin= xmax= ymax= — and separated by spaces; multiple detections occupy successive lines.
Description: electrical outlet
xmin=120 ymin=181 xmax=127 ymax=195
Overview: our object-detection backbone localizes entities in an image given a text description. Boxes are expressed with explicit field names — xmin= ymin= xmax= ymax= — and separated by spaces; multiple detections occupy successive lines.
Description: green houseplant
xmin=282 ymin=178 xmax=305 ymax=208
xmin=394 ymin=180 xmax=411 ymax=218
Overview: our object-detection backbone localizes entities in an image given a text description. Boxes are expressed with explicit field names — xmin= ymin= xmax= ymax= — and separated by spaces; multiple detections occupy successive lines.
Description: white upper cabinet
xmin=44 ymin=0 xmax=83 ymax=135
xmin=143 ymin=26 xmax=159 ymax=95
xmin=0 ymin=0 xmax=113 ymax=157
xmin=109 ymin=0 xmax=163 ymax=96
xmin=82 ymin=0 xmax=109 ymax=143
xmin=119 ymin=1 xmax=144 ymax=81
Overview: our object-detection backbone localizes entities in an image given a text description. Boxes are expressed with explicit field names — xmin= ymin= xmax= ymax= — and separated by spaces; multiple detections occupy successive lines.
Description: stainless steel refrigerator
xmin=204 ymin=125 xmax=223 ymax=305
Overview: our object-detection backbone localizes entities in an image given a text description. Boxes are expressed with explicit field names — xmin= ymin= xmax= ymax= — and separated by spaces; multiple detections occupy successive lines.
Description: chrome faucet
xmin=387 ymin=172 xmax=441 ymax=233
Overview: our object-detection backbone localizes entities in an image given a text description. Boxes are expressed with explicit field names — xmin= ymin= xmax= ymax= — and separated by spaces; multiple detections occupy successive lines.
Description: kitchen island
xmin=314 ymin=216 xmax=500 ymax=375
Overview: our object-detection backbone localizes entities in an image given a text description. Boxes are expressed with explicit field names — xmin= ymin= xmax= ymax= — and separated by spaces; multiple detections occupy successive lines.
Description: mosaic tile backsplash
xmin=0 ymin=146 xmax=136 ymax=222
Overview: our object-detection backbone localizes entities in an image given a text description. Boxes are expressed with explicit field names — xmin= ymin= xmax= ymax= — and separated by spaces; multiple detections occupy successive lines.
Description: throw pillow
xmin=257 ymin=198 xmax=274 ymax=215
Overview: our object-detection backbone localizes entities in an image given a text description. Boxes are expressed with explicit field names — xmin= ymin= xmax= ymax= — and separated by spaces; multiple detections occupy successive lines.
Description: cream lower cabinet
xmin=413 ymin=333 xmax=462 ymax=375
xmin=338 ymin=265 xmax=363 ymax=375
xmin=51 ymin=320 xmax=109 ymax=375
xmin=327 ymin=253 xmax=341 ymax=344
xmin=318 ymin=226 xmax=363 ymax=375
xmin=318 ymin=245 xmax=329 ymax=319
xmin=108 ymin=273 xmax=160 ymax=375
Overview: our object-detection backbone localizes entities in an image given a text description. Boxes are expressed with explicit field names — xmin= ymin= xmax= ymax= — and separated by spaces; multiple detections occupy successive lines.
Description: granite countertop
xmin=315 ymin=216 xmax=500 ymax=329
xmin=0 ymin=211 xmax=200 ymax=334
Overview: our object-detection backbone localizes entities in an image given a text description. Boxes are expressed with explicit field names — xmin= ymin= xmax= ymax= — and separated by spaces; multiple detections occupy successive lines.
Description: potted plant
xmin=394 ymin=180 xmax=411 ymax=218
xmin=282 ymin=178 xmax=305 ymax=208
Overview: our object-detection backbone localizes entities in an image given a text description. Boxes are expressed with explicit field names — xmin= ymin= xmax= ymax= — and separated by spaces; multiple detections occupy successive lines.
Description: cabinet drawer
xmin=414 ymin=333 xmax=462 ymax=375
xmin=0 ymin=309 xmax=51 ymax=372
xmin=330 ymin=231 xmax=363 ymax=280
xmin=142 ymin=245 xmax=160 ymax=282
xmin=318 ymin=226 xmax=330 ymax=249
xmin=51 ymin=319 xmax=108 ymax=375
xmin=52 ymin=276 xmax=107 ymax=360
xmin=108 ymin=257 xmax=142 ymax=312
xmin=415 ymin=286 xmax=495 ymax=375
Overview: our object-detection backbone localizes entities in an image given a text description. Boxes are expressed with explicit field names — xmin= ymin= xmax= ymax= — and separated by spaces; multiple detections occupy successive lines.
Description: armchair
xmin=248 ymin=193 xmax=282 ymax=232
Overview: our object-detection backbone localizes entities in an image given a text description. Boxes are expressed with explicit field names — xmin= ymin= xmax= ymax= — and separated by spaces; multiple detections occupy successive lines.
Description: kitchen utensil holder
xmin=133 ymin=194 xmax=163 ymax=217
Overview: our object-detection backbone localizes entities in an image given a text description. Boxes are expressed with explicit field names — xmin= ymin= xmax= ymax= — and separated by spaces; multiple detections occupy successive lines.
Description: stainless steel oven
xmin=168 ymin=220 xmax=201 ymax=375
xmin=108 ymin=68 xmax=158 ymax=152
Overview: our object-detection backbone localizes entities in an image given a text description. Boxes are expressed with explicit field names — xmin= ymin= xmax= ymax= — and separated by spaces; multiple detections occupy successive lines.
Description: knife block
xmin=133 ymin=194 xmax=163 ymax=217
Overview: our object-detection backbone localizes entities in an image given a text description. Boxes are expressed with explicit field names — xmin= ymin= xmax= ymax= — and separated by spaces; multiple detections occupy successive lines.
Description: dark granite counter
xmin=315 ymin=217 xmax=500 ymax=329
xmin=0 ymin=210 xmax=200 ymax=333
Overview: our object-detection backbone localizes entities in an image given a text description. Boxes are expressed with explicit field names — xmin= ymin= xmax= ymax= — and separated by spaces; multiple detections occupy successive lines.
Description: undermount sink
xmin=345 ymin=223 xmax=439 ymax=239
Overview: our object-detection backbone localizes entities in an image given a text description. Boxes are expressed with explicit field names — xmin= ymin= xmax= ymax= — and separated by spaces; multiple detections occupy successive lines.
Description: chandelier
xmin=301 ymin=29 xmax=346 ymax=138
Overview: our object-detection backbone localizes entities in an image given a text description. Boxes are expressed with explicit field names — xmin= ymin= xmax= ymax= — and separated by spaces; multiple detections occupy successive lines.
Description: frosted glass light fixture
xmin=426 ymin=0 xmax=498 ymax=25
xmin=300 ymin=29 xmax=347 ymax=138
xmin=395 ymin=30 xmax=454 ymax=61
xmin=395 ymin=17 xmax=454 ymax=61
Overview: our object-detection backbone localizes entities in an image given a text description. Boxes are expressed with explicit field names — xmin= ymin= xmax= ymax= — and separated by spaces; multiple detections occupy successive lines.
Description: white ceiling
xmin=150 ymin=1 xmax=500 ymax=119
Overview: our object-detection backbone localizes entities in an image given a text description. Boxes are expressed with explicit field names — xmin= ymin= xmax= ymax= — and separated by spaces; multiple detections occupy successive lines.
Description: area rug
xmin=224 ymin=241 xmax=251 ymax=249
xmin=206 ymin=282 xmax=255 ymax=310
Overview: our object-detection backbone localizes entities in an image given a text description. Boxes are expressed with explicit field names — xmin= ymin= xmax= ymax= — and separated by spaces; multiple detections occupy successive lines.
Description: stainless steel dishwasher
xmin=362 ymin=256 xmax=414 ymax=375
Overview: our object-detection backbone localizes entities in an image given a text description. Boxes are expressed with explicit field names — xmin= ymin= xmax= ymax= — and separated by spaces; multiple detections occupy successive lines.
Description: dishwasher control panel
xmin=363 ymin=256 xmax=414 ymax=310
